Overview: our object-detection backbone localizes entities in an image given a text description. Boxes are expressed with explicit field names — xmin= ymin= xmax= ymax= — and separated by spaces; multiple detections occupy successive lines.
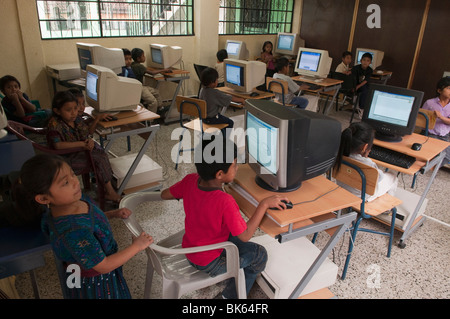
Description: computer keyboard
xmin=368 ymin=145 xmax=416 ymax=169
xmin=295 ymin=81 xmax=321 ymax=91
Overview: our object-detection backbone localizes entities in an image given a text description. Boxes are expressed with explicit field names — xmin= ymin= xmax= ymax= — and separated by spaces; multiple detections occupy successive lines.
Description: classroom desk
xmin=291 ymin=76 xmax=343 ymax=115
xmin=216 ymin=87 xmax=275 ymax=111
xmin=93 ymin=106 xmax=161 ymax=195
xmin=146 ymin=68 xmax=190 ymax=124
xmin=371 ymin=133 xmax=450 ymax=247
xmin=224 ymin=164 xmax=360 ymax=298
xmin=371 ymin=70 xmax=393 ymax=85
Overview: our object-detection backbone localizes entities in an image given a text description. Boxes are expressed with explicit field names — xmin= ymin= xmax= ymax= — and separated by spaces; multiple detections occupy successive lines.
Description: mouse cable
xmin=292 ymin=185 xmax=341 ymax=206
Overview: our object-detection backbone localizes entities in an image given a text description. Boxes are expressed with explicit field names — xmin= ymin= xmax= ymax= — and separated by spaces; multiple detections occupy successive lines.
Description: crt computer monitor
xmin=294 ymin=48 xmax=332 ymax=79
xmin=355 ymin=48 xmax=384 ymax=69
xmin=149 ymin=44 xmax=183 ymax=69
xmin=224 ymin=59 xmax=266 ymax=94
xmin=76 ymin=43 xmax=124 ymax=75
xmin=225 ymin=40 xmax=249 ymax=60
xmin=85 ymin=65 xmax=142 ymax=113
xmin=245 ymin=99 xmax=341 ymax=192
xmin=362 ymin=83 xmax=424 ymax=142
xmin=274 ymin=33 xmax=305 ymax=56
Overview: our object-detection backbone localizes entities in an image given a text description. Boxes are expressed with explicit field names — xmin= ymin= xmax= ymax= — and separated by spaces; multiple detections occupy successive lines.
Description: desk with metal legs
xmin=224 ymin=164 xmax=360 ymax=299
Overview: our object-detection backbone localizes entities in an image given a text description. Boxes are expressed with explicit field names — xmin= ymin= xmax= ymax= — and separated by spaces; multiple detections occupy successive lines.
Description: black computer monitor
xmin=362 ymin=84 xmax=424 ymax=142
xmin=245 ymin=99 xmax=341 ymax=192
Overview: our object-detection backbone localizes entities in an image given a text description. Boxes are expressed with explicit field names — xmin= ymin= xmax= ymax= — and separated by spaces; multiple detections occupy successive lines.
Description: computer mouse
xmin=411 ymin=143 xmax=422 ymax=151
xmin=250 ymin=92 xmax=260 ymax=97
xmin=102 ymin=116 xmax=118 ymax=122
xmin=269 ymin=200 xmax=293 ymax=210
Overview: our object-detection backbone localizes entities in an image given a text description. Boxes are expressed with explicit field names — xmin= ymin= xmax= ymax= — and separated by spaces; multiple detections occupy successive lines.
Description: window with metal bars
xmin=36 ymin=0 xmax=193 ymax=39
xmin=219 ymin=0 xmax=295 ymax=35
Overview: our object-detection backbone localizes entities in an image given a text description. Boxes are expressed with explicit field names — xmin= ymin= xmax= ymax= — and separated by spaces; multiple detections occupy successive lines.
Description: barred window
xmin=219 ymin=0 xmax=295 ymax=35
xmin=36 ymin=0 xmax=194 ymax=39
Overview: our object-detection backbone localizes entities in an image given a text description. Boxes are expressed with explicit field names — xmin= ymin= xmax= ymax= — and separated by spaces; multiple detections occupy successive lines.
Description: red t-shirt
xmin=169 ymin=173 xmax=247 ymax=266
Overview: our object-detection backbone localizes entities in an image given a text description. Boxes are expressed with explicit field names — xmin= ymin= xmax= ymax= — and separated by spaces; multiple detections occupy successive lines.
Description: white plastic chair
xmin=119 ymin=191 xmax=247 ymax=299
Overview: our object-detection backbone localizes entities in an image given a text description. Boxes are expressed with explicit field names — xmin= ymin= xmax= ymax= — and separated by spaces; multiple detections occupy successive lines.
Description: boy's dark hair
xmin=342 ymin=51 xmax=352 ymax=58
xmin=361 ymin=52 xmax=373 ymax=61
xmin=436 ymin=77 xmax=450 ymax=94
xmin=200 ymin=67 xmax=219 ymax=86
xmin=195 ymin=136 xmax=238 ymax=181
xmin=275 ymin=57 xmax=289 ymax=72
xmin=335 ymin=122 xmax=374 ymax=172
xmin=131 ymin=48 xmax=144 ymax=61
xmin=68 ymin=88 xmax=84 ymax=99
xmin=217 ymin=49 xmax=228 ymax=62
xmin=0 ymin=75 xmax=20 ymax=93
xmin=122 ymin=48 xmax=132 ymax=56
xmin=52 ymin=90 xmax=77 ymax=113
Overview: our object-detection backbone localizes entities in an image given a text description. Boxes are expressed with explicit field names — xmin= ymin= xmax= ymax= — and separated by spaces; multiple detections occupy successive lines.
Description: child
xmin=351 ymin=52 xmax=373 ymax=114
xmin=131 ymin=47 xmax=170 ymax=113
xmin=46 ymin=90 xmax=121 ymax=203
xmin=68 ymin=88 xmax=112 ymax=135
xmin=17 ymin=153 xmax=153 ymax=299
xmin=161 ymin=138 xmax=289 ymax=298
xmin=215 ymin=49 xmax=228 ymax=87
xmin=0 ymin=75 xmax=51 ymax=127
xmin=421 ymin=77 xmax=450 ymax=167
xmin=273 ymin=57 xmax=310 ymax=109
xmin=335 ymin=51 xmax=352 ymax=75
xmin=260 ymin=41 xmax=276 ymax=77
xmin=335 ymin=122 xmax=398 ymax=202
xmin=199 ymin=67 xmax=243 ymax=133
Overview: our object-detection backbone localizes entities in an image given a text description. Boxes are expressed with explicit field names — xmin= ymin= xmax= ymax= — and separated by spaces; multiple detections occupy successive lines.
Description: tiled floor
xmin=12 ymin=101 xmax=450 ymax=299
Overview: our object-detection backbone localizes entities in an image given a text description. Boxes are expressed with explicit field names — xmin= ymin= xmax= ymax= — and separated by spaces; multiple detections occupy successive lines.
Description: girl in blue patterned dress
xmin=17 ymin=153 xmax=153 ymax=299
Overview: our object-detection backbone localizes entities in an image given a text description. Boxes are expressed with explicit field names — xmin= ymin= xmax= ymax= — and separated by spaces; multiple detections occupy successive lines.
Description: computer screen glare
xmin=367 ymin=90 xmax=415 ymax=127
xmin=246 ymin=111 xmax=278 ymax=175
xmin=86 ymin=71 xmax=98 ymax=101
xmin=297 ymin=51 xmax=321 ymax=72
xmin=278 ymin=35 xmax=294 ymax=51
xmin=226 ymin=64 xmax=242 ymax=86
xmin=227 ymin=42 xmax=240 ymax=55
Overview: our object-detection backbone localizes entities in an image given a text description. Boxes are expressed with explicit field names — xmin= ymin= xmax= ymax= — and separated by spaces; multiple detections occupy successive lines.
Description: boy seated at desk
xmin=215 ymin=49 xmax=228 ymax=88
xmin=199 ymin=67 xmax=244 ymax=135
xmin=161 ymin=137 xmax=289 ymax=299
xmin=273 ymin=57 xmax=310 ymax=109
xmin=335 ymin=51 xmax=353 ymax=75
xmin=130 ymin=47 xmax=170 ymax=114
xmin=352 ymin=52 xmax=373 ymax=118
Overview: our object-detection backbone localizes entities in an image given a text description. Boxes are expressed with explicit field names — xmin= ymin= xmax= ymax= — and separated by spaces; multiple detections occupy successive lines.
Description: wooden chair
xmin=266 ymin=77 xmax=296 ymax=107
xmin=6 ymin=120 xmax=106 ymax=209
xmin=174 ymin=96 xmax=229 ymax=170
xmin=332 ymin=156 xmax=402 ymax=280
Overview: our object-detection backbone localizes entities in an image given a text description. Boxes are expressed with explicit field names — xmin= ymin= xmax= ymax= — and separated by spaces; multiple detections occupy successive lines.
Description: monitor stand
xmin=255 ymin=176 xmax=301 ymax=193
xmin=375 ymin=131 xmax=402 ymax=143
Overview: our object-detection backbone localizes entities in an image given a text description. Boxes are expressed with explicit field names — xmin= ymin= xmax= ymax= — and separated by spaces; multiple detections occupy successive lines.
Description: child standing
xmin=335 ymin=122 xmax=398 ymax=202
xmin=161 ymin=138 xmax=289 ymax=299
xmin=421 ymin=77 xmax=450 ymax=167
xmin=17 ymin=153 xmax=153 ymax=299
xmin=215 ymin=49 xmax=228 ymax=87
xmin=46 ymin=90 xmax=121 ymax=203
xmin=260 ymin=41 xmax=276 ymax=77
xmin=130 ymin=48 xmax=170 ymax=113
xmin=351 ymin=52 xmax=373 ymax=115
xmin=199 ymin=67 xmax=244 ymax=133
xmin=273 ymin=57 xmax=310 ymax=109
xmin=335 ymin=51 xmax=352 ymax=75
xmin=0 ymin=75 xmax=51 ymax=127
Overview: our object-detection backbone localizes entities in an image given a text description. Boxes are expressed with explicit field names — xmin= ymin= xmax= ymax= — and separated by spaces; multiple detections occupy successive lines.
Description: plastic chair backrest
xmin=415 ymin=109 xmax=436 ymax=136
xmin=266 ymin=77 xmax=288 ymax=105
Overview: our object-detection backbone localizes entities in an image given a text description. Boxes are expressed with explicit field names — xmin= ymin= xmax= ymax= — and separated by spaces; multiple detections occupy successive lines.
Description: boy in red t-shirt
xmin=161 ymin=137 xmax=289 ymax=298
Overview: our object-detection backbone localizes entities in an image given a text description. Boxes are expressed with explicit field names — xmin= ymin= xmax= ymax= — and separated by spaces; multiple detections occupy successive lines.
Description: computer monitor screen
xmin=224 ymin=59 xmax=266 ymax=94
xmin=245 ymin=99 xmax=341 ymax=192
xmin=355 ymin=48 xmax=384 ymax=69
xmin=85 ymin=65 xmax=142 ymax=113
xmin=149 ymin=44 xmax=183 ymax=69
xmin=362 ymin=84 xmax=424 ymax=142
xmin=295 ymin=48 xmax=332 ymax=79
xmin=225 ymin=40 xmax=249 ymax=60
xmin=275 ymin=33 xmax=305 ymax=56
xmin=76 ymin=43 xmax=124 ymax=75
